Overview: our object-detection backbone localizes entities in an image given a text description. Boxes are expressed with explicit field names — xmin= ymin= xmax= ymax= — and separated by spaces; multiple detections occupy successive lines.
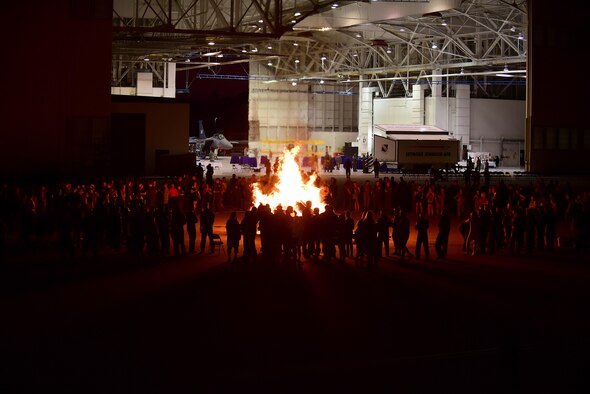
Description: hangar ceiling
xmin=112 ymin=0 xmax=527 ymax=98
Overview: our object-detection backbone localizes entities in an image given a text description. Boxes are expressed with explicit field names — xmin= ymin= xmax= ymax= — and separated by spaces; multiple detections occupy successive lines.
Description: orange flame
xmin=252 ymin=146 xmax=326 ymax=214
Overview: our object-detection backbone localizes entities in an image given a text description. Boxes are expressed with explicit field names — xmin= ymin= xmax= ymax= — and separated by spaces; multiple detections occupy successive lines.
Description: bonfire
xmin=252 ymin=146 xmax=326 ymax=214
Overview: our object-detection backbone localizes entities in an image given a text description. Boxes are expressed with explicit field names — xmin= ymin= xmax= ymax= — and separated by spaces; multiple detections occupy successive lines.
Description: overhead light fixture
xmin=320 ymin=79 xmax=325 ymax=84
xmin=294 ymin=59 xmax=300 ymax=63
xmin=185 ymin=59 xmax=190 ymax=63
xmin=203 ymin=50 xmax=221 ymax=57
xmin=291 ymin=19 xmax=297 ymax=24
xmin=400 ymin=28 xmax=405 ymax=32
xmin=267 ymin=61 xmax=273 ymax=66
xmin=143 ymin=57 xmax=149 ymax=61
xmin=355 ymin=33 xmax=362 ymax=38
xmin=321 ymin=55 xmax=327 ymax=61
xmin=258 ymin=19 xmax=263 ymax=23
xmin=292 ymin=81 xmax=297 ymax=86
xmin=241 ymin=48 xmax=247 ymax=53
xmin=293 ymin=43 xmax=299 ymax=46
xmin=518 ymin=32 xmax=524 ymax=40
xmin=353 ymin=53 xmax=358 ymax=57
xmin=441 ymin=19 xmax=447 ymax=26
xmin=495 ymin=73 xmax=512 ymax=77
xmin=208 ymin=41 xmax=215 ymax=46
xmin=510 ymin=26 xmax=516 ymax=32
xmin=294 ymin=12 xmax=301 ymax=17
xmin=251 ymin=47 xmax=258 ymax=52
xmin=504 ymin=65 xmax=509 ymax=72
xmin=460 ymin=67 xmax=464 ymax=74
xmin=431 ymin=42 xmax=438 ymax=49
xmin=267 ymin=45 xmax=272 ymax=50
xmin=216 ymin=54 xmax=224 ymax=58
xmin=386 ymin=48 xmax=392 ymax=54
xmin=331 ymin=4 xmax=339 ymax=9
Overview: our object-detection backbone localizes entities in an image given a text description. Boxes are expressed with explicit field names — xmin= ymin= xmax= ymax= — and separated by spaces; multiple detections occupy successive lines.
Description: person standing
xmin=170 ymin=206 xmax=186 ymax=256
xmin=435 ymin=208 xmax=451 ymax=259
xmin=226 ymin=211 xmax=241 ymax=263
xmin=374 ymin=158 xmax=380 ymax=178
xmin=376 ymin=210 xmax=391 ymax=258
xmin=415 ymin=212 xmax=430 ymax=259
xmin=186 ymin=208 xmax=198 ymax=253
xmin=206 ymin=163 xmax=214 ymax=187
xmin=199 ymin=203 xmax=215 ymax=253
xmin=344 ymin=158 xmax=352 ymax=177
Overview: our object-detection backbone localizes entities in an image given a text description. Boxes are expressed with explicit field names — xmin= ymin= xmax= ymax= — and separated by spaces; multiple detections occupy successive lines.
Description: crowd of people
xmin=1 ymin=166 xmax=589 ymax=267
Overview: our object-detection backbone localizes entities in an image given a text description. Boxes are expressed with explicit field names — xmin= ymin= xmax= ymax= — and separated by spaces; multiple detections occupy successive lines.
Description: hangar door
xmin=502 ymin=141 xmax=521 ymax=167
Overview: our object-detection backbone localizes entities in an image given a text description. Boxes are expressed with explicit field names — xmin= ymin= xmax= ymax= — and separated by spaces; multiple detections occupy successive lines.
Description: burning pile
xmin=252 ymin=146 xmax=326 ymax=214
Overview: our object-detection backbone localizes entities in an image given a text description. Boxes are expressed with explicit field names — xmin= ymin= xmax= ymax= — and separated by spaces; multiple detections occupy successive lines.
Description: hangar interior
xmin=110 ymin=0 xmax=528 ymax=172
xmin=3 ymin=0 xmax=588 ymax=176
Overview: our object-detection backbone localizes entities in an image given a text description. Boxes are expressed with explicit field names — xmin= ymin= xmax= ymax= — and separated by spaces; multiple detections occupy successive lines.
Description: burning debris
xmin=252 ymin=146 xmax=326 ymax=214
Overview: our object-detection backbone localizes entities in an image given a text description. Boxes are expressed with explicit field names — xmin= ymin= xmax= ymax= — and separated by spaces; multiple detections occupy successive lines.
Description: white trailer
xmin=374 ymin=134 xmax=460 ymax=170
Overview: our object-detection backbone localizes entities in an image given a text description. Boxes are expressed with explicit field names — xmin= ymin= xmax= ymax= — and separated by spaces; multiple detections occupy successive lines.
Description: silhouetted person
xmin=396 ymin=210 xmax=413 ymax=259
xmin=241 ymin=207 xmax=258 ymax=262
xmin=170 ymin=206 xmax=186 ymax=256
xmin=200 ymin=203 xmax=215 ymax=253
xmin=344 ymin=158 xmax=352 ymax=177
xmin=435 ymin=208 xmax=451 ymax=259
xmin=226 ymin=211 xmax=241 ymax=263
xmin=374 ymin=158 xmax=380 ymax=178
xmin=206 ymin=163 xmax=214 ymax=187
xmin=415 ymin=213 xmax=430 ymax=259
xmin=186 ymin=208 xmax=198 ymax=253
xmin=376 ymin=210 xmax=391 ymax=258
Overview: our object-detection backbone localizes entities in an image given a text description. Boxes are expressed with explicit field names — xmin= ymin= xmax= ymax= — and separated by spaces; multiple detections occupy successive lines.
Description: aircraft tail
xmin=198 ymin=120 xmax=206 ymax=139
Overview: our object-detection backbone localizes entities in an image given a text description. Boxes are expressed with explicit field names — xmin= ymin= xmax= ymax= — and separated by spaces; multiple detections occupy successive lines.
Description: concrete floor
xmin=1 ymin=205 xmax=590 ymax=393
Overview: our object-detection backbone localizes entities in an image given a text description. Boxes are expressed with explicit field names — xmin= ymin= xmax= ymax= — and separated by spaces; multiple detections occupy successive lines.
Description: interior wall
xmin=111 ymin=100 xmax=190 ymax=175
xmin=471 ymin=99 xmax=525 ymax=140
xmin=248 ymin=67 xmax=358 ymax=156
xmin=1 ymin=0 xmax=112 ymax=177
xmin=373 ymin=98 xmax=416 ymax=125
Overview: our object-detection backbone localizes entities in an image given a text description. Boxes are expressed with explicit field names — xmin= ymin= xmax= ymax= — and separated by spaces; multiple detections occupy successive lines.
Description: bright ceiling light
xmin=291 ymin=19 xmax=297 ymax=24
xmin=294 ymin=12 xmax=301 ymax=17
xmin=320 ymin=79 xmax=325 ymax=84
xmin=400 ymin=28 xmax=405 ymax=32
xmin=217 ymin=54 xmax=224 ymax=58
xmin=321 ymin=55 xmax=327 ymax=61
xmin=441 ymin=19 xmax=447 ymax=26
xmin=431 ymin=43 xmax=438 ymax=49
xmin=208 ymin=41 xmax=215 ymax=46
xmin=258 ymin=19 xmax=263 ymax=23
xmin=504 ymin=65 xmax=509 ymax=72
xmin=143 ymin=57 xmax=149 ymax=61
xmin=518 ymin=32 xmax=524 ymax=40
xmin=331 ymin=4 xmax=338 ymax=9
xmin=352 ymin=53 xmax=358 ymax=57
xmin=386 ymin=48 xmax=392 ymax=54
xmin=267 ymin=45 xmax=272 ymax=50
xmin=460 ymin=67 xmax=464 ymax=74
xmin=251 ymin=47 xmax=258 ymax=52
xmin=355 ymin=33 xmax=362 ymax=38
xmin=510 ymin=26 xmax=516 ymax=32
xmin=293 ymin=43 xmax=299 ymax=46
xmin=267 ymin=61 xmax=273 ymax=66
xmin=241 ymin=49 xmax=247 ymax=53
xmin=185 ymin=59 xmax=190 ymax=63
xmin=292 ymin=81 xmax=297 ymax=86
xmin=294 ymin=59 xmax=300 ymax=63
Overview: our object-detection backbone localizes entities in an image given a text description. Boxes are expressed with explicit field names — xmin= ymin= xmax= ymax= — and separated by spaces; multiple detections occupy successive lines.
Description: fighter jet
xmin=189 ymin=120 xmax=242 ymax=159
